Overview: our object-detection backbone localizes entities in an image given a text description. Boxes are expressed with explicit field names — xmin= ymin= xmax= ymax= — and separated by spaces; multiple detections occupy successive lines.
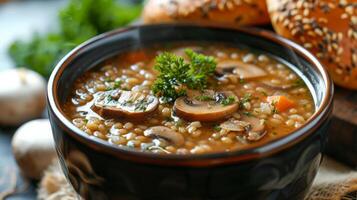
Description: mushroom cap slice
xmin=241 ymin=115 xmax=267 ymax=141
xmin=220 ymin=119 xmax=250 ymax=132
xmin=216 ymin=60 xmax=267 ymax=79
xmin=220 ymin=115 xmax=267 ymax=142
xmin=144 ymin=126 xmax=184 ymax=147
xmin=92 ymin=89 xmax=158 ymax=119
xmin=174 ymin=91 xmax=239 ymax=122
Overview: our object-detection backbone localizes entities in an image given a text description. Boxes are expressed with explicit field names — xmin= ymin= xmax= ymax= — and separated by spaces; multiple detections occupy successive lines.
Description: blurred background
xmin=0 ymin=0 xmax=142 ymax=199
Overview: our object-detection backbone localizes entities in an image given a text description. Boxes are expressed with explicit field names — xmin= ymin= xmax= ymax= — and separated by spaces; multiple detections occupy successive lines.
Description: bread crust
xmin=267 ymin=0 xmax=357 ymax=89
xmin=143 ymin=0 xmax=270 ymax=27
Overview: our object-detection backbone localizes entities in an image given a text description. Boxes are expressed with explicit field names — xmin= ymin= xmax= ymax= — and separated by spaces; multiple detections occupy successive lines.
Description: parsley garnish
xmin=134 ymin=99 xmax=149 ymax=111
xmin=220 ymin=96 xmax=236 ymax=106
xmin=243 ymin=111 xmax=253 ymax=117
xmin=271 ymin=102 xmax=279 ymax=114
xmin=152 ymin=49 xmax=216 ymax=102
xmin=195 ymin=95 xmax=215 ymax=101
xmin=114 ymin=80 xmax=123 ymax=88
xmin=239 ymin=93 xmax=252 ymax=108
xmin=106 ymin=79 xmax=123 ymax=91
xmin=213 ymin=125 xmax=222 ymax=131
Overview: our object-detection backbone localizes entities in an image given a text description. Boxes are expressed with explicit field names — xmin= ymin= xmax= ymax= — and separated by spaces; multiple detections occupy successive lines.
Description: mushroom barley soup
xmin=64 ymin=43 xmax=315 ymax=154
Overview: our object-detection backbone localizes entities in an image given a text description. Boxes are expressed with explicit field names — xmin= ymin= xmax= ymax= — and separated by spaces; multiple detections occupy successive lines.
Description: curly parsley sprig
xmin=152 ymin=49 xmax=216 ymax=102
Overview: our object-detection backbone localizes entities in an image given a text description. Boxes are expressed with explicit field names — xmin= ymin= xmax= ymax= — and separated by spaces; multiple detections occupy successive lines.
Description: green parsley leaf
xmin=239 ymin=93 xmax=252 ymax=108
xmin=242 ymin=111 xmax=253 ymax=117
xmin=195 ymin=95 xmax=215 ymax=101
xmin=213 ymin=125 xmax=222 ymax=131
xmin=152 ymin=49 xmax=217 ymax=102
xmin=220 ymin=96 xmax=236 ymax=106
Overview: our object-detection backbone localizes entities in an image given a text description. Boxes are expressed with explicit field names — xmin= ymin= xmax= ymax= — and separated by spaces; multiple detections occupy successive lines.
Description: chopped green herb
xmin=114 ymin=80 xmax=123 ymax=89
xmin=134 ymin=99 xmax=148 ymax=111
xmin=152 ymin=49 xmax=216 ymax=102
xmin=104 ymin=77 xmax=113 ymax=82
xmin=213 ymin=125 xmax=222 ymax=131
xmin=165 ymin=117 xmax=174 ymax=122
xmin=174 ymin=119 xmax=184 ymax=127
xmin=239 ymin=78 xmax=245 ymax=84
xmin=270 ymin=101 xmax=279 ymax=114
xmin=105 ymin=95 xmax=114 ymax=103
xmin=243 ymin=111 xmax=253 ymax=117
xmin=220 ymin=96 xmax=236 ymax=106
xmin=121 ymin=98 xmax=150 ymax=111
xmin=239 ymin=93 xmax=252 ymax=108
xmin=195 ymin=95 xmax=215 ymax=101
xmin=83 ymin=119 xmax=88 ymax=124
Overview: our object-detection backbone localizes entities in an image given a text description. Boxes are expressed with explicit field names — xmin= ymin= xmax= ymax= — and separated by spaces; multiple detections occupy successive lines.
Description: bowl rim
xmin=47 ymin=24 xmax=333 ymax=167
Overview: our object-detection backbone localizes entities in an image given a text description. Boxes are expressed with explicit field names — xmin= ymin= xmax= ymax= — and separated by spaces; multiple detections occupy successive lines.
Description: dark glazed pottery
xmin=47 ymin=25 xmax=333 ymax=200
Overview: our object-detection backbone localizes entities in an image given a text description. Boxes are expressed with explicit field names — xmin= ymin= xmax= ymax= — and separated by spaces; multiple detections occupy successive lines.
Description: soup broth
xmin=64 ymin=43 xmax=315 ymax=154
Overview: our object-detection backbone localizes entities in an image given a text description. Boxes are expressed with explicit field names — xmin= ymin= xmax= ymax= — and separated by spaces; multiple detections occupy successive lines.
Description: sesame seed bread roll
xmin=267 ymin=0 xmax=357 ymax=89
xmin=142 ymin=0 xmax=270 ymax=27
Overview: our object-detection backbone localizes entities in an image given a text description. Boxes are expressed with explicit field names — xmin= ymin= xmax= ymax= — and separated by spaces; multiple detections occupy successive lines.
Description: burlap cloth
xmin=38 ymin=157 xmax=357 ymax=200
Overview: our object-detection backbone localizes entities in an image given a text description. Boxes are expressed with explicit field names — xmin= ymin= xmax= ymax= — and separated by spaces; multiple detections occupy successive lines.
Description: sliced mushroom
xmin=144 ymin=126 xmax=184 ymax=147
xmin=241 ymin=115 xmax=267 ymax=141
xmin=216 ymin=60 xmax=267 ymax=79
xmin=220 ymin=119 xmax=250 ymax=132
xmin=92 ymin=89 xmax=158 ymax=119
xmin=174 ymin=90 xmax=239 ymax=122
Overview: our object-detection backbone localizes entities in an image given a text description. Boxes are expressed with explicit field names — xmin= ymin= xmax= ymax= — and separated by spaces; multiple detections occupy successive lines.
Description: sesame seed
xmin=336 ymin=68 xmax=343 ymax=75
xmin=339 ymin=0 xmax=347 ymax=6
xmin=332 ymin=43 xmax=338 ymax=50
xmin=304 ymin=43 xmax=312 ymax=49
xmin=337 ymin=48 xmax=344 ymax=55
xmin=348 ymin=29 xmax=354 ymax=38
xmin=291 ymin=28 xmax=299 ymax=36
xmin=341 ymin=13 xmax=348 ymax=19
xmin=318 ymin=18 xmax=328 ymax=24
xmin=283 ymin=19 xmax=290 ymax=28
xmin=352 ymin=54 xmax=357 ymax=64
xmin=303 ymin=9 xmax=309 ymax=16
xmin=314 ymin=28 xmax=323 ymax=36
xmin=352 ymin=16 xmax=357 ymax=25
xmin=338 ymin=32 xmax=343 ymax=41
xmin=294 ymin=15 xmax=302 ymax=21
xmin=302 ymin=18 xmax=310 ymax=24
xmin=307 ymin=31 xmax=316 ymax=37
xmin=345 ymin=6 xmax=354 ymax=15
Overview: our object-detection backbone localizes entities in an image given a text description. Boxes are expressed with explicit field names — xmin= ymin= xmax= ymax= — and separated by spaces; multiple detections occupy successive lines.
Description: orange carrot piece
xmin=267 ymin=95 xmax=295 ymax=112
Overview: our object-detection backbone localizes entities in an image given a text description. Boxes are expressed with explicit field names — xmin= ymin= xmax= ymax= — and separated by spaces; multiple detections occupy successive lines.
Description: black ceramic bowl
xmin=47 ymin=25 xmax=333 ymax=200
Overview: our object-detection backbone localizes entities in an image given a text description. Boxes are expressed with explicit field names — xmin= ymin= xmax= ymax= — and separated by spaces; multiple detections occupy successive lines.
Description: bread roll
xmin=143 ymin=0 xmax=270 ymax=27
xmin=267 ymin=0 xmax=357 ymax=89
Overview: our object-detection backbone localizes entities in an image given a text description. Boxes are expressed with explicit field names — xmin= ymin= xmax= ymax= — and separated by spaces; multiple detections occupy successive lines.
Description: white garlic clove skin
xmin=0 ymin=68 xmax=46 ymax=126
xmin=11 ymin=119 xmax=56 ymax=180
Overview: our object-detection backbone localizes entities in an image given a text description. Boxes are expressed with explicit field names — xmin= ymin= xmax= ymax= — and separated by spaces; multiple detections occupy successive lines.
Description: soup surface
xmin=64 ymin=43 xmax=315 ymax=154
